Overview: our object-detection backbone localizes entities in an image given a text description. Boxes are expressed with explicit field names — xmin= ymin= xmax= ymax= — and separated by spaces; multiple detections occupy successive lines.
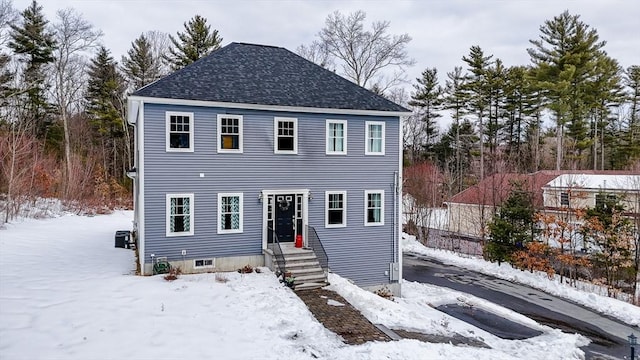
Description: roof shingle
xmin=132 ymin=42 xmax=409 ymax=113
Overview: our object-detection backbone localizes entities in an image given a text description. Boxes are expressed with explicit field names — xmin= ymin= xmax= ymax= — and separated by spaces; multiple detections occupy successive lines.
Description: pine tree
xmin=462 ymin=45 xmax=493 ymax=180
xmin=611 ymin=65 xmax=640 ymax=168
xmin=442 ymin=66 xmax=469 ymax=193
xmin=528 ymin=11 xmax=607 ymax=169
xmin=164 ymin=15 xmax=222 ymax=70
xmin=122 ymin=33 xmax=162 ymax=90
xmin=8 ymin=0 xmax=56 ymax=139
xmin=86 ymin=46 xmax=128 ymax=178
xmin=408 ymin=68 xmax=441 ymax=160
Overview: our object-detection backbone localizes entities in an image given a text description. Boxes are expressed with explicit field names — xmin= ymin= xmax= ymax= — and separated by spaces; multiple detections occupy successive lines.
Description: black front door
xmin=274 ymin=194 xmax=295 ymax=242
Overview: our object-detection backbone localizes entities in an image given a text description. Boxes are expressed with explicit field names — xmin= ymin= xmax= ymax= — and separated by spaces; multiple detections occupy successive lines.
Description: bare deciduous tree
xmin=0 ymin=0 xmax=17 ymax=46
xmin=51 ymin=8 xmax=101 ymax=198
xmin=311 ymin=10 xmax=414 ymax=93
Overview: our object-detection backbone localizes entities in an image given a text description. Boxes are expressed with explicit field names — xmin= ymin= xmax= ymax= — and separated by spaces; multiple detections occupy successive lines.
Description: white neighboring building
xmin=542 ymin=174 xmax=640 ymax=216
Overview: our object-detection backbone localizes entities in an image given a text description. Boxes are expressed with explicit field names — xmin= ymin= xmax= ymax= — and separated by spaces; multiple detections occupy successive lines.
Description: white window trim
xmin=273 ymin=117 xmax=298 ymax=154
xmin=166 ymin=111 xmax=194 ymax=152
xmin=217 ymin=114 xmax=243 ymax=153
xmin=364 ymin=190 xmax=385 ymax=226
xmin=166 ymin=193 xmax=194 ymax=237
xmin=218 ymin=192 xmax=244 ymax=234
xmin=326 ymin=119 xmax=348 ymax=155
xmin=365 ymin=121 xmax=385 ymax=155
xmin=325 ymin=191 xmax=347 ymax=228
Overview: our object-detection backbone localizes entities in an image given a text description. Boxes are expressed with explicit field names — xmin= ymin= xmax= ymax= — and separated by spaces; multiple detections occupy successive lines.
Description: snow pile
xmin=1 ymin=213 xmax=587 ymax=359
xmin=402 ymin=233 xmax=640 ymax=326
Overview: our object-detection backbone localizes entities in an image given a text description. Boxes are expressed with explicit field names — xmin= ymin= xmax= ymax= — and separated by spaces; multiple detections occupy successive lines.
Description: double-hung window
xmin=166 ymin=112 xmax=194 ymax=152
xmin=326 ymin=120 xmax=347 ymax=155
xmin=365 ymin=190 xmax=384 ymax=226
xmin=325 ymin=191 xmax=346 ymax=228
xmin=218 ymin=193 xmax=243 ymax=234
xmin=365 ymin=121 xmax=385 ymax=155
xmin=560 ymin=192 xmax=569 ymax=207
xmin=274 ymin=117 xmax=297 ymax=154
xmin=166 ymin=193 xmax=194 ymax=236
xmin=217 ymin=114 xmax=243 ymax=153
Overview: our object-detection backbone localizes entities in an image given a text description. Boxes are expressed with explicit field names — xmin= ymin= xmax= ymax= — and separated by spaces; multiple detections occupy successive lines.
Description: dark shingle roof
xmin=132 ymin=42 xmax=409 ymax=113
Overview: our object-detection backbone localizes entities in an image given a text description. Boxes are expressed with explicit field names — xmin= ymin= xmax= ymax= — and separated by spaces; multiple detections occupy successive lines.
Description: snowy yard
xmin=1 ymin=212 xmax=588 ymax=359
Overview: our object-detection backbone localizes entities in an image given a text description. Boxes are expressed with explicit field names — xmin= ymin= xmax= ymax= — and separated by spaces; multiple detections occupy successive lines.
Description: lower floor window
xmin=194 ymin=259 xmax=214 ymax=268
xmin=166 ymin=193 xmax=194 ymax=236
xmin=365 ymin=190 xmax=384 ymax=226
xmin=218 ymin=193 xmax=243 ymax=233
xmin=326 ymin=191 xmax=346 ymax=227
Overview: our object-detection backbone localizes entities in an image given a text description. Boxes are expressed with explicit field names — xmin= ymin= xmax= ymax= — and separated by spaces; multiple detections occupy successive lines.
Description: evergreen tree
xmin=85 ymin=46 xmax=128 ymax=178
xmin=587 ymin=55 xmax=623 ymax=170
xmin=528 ymin=11 xmax=607 ymax=169
xmin=442 ymin=66 xmax=469 ymax=193
xmin=485 ymin=58 xmax=506 ymax=173
xmin=486 ymin=182 xmax=536 ymax=265
xmin=462 ymin=45 xmax=493 ymax=180
xmin=164 ymin=15 xmax=222 ymax=70
xmin=121 ymin=33 xmax=162 ymax=91
xmin=611 ymin=65 xmax=640 ymax=168
xmin=408 ymin=67 xmax=441 ymax=160
xmin=0 ymin=52 xmax=13 ymax=104
xmin=8 ymin=0 xmax=56 ymax=139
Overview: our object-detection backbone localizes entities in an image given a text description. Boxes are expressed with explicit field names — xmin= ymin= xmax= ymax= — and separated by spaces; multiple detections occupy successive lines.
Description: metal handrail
xmin=267 ymin=227 xmax=286 ymax=276
xmin=307 ymin=226 xmax=328 ymax=272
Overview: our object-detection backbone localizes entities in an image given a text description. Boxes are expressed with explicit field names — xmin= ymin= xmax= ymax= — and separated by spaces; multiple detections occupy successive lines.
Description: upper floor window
xmin=560 ymin=192 xmax=569 ymax=207
xmin=217 ymin=114 xmax=243 ymax=153
xmin=365 ymin=190 xmax=384 ymax=226
xmin=218 ymin=193 xmax=243 ymax=234
xmin=365 ymin=121 xmax=385 ymax=155
xmin=166 ymin=112 xmax=194 ymax=152
xmin=166 ymin=193 xmax=194 ymax=236
xmin=274 ymin=117 xmax=297 ymax=154
xmin=326 ymin=120 xmax=347 ymax=155
xmin=325 ymin=191 xmax=346 ymax=228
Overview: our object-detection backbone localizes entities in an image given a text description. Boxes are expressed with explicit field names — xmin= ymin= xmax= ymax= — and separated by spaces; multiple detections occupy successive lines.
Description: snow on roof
xmin=543 ymin=174 xmax=640 ymax=191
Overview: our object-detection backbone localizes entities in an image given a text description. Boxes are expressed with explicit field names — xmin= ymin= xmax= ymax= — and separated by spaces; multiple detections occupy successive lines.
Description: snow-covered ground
xmin=402 ymin=233 xmax=640 ymax=327
xmin=1 ymin=212 xmax=588 ymax=359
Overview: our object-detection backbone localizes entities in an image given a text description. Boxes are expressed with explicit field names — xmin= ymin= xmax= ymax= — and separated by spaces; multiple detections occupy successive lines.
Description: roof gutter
xmin=127 ymin=95 xmax=412 ymax=118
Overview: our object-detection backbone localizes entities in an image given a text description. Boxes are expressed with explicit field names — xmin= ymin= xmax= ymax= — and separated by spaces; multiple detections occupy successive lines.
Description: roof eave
xmin=127 ymin=95 xmax=412 ymax=117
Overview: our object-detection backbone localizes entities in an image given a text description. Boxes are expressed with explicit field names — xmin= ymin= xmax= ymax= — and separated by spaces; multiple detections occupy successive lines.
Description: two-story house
xmin=126 ymin=42 xmax=409 ymax=294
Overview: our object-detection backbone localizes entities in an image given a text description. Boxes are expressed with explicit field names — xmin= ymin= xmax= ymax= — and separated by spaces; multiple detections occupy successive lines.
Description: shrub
xmin=238 ymin=264 xmax=254 ymax=274
xmin=215 ymin=273 xmax=229 ymax=283
xmin=163 ymin=267 xmax=182 ymax=281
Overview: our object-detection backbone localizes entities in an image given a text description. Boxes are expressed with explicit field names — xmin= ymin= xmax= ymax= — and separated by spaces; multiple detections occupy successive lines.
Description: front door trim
xmin=261 ymin=189 xmax=309 ymax=250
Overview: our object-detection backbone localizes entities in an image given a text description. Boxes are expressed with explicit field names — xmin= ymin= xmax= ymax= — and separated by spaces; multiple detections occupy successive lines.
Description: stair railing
xmin=307 ymin=226 xmax=328 ymax=272
xmin=267 ymin=227 xmax=286 ymax=276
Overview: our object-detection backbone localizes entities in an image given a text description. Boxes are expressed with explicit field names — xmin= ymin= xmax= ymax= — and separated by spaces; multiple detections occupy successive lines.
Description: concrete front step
xmin=292 ymin=273 xmax=327 ymax=285
xmin=294 ymin=282 xmax=328 ymax=291
xmin=288 ymin=267 xmax=325 ymax=276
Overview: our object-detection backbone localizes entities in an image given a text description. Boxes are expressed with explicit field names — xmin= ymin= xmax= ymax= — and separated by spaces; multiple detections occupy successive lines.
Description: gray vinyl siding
xmin=142 ymin=103 xmax=399 ymax=286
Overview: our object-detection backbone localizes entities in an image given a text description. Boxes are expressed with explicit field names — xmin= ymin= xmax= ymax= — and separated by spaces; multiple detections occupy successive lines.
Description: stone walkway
xmin=296 ymin=288 xmax=391 ymax=345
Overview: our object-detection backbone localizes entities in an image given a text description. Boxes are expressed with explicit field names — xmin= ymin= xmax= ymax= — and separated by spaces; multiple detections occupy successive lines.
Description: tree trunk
xmin=556 ymin=121 xmax=562 ymax=170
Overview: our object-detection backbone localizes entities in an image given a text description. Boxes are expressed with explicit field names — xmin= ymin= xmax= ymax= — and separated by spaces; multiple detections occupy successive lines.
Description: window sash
xmin=365 ymin=190 xmax=384 ymax=225
xmin=218 ymin=193 xmax=243 ymax=233
xmin=328 ymin=123 xmax=344 ymax=152
xmin=217 ymin=115 xmax=243 ymax=152
xmin=368 ymin=124 xmax=383 ymax=153
xmin=167 ymin=194 xmax=194 ymax=236
xmin=166 ymin=112 xmax=193 ymax=151
xmin=274 ymin=117 xmax=297 ymax=153
xmin=326 ymin=191 xmax=346 ymax=227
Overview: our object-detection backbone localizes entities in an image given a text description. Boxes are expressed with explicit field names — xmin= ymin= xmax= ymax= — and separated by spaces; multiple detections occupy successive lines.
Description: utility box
xmin=389 ymin=262 xmax=400 ymax=281
xmin=115 ymin=230 xmax=131 ymax=249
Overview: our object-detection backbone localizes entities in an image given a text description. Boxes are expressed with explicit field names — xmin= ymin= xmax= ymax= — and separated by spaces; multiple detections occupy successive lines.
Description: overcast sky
xmin=10 ymin=0 xmax=640 ymax=97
